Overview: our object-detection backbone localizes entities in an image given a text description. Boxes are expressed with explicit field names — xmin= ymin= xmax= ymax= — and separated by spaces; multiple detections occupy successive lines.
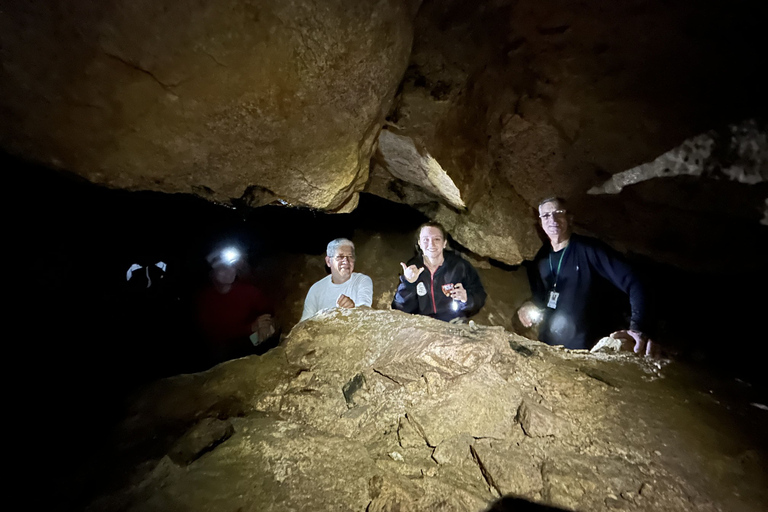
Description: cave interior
xmin=5 ymin=0 xmax=768 ymax=510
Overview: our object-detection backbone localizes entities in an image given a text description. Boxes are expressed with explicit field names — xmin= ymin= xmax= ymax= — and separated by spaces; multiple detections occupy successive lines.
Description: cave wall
xmin=1 ymin=0 xmax=419 ymax=209
xmin=2 ymin=0 xmax=766 ymax=268
xmin=373 ymin=0 xmax=767 ymax=266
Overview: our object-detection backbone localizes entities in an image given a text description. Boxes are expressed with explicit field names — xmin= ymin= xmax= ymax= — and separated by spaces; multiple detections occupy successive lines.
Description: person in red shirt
xmin=196 ymin=248 xmax=276 ymax=363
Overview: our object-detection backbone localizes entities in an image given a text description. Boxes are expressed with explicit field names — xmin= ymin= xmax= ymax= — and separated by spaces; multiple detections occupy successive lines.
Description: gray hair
xmin=538 ymin=196 xmax=566 ymax=212
xmin=326 ymin=238 xmax=355 ymax=258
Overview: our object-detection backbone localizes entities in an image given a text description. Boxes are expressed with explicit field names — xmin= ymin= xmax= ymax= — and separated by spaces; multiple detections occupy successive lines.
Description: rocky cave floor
xmin=49 ymin=309 xmax=768 ymax=512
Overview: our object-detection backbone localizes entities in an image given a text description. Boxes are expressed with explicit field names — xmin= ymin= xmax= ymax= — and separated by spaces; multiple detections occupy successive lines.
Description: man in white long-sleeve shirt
xmin=300 ymin=238 xmax=373 ymax=322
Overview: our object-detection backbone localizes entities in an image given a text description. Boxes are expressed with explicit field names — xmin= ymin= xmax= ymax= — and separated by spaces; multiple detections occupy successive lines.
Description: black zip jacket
xmin=392 ymin=250 xmax=486 ymax=322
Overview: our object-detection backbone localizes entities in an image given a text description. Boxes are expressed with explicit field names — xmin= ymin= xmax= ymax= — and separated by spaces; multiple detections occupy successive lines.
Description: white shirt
xmin=300 ymin=273 xmax=373 ymax=322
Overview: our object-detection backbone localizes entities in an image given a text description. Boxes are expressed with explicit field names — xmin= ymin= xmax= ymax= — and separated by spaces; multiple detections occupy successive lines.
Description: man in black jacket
xmin=517 ymin=197 xmax=653 ymax=353
xmin=392 ymin=222 xmax=486 ymax=322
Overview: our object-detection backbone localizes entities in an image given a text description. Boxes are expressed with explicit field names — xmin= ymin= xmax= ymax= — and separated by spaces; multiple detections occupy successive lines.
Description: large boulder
xmin=371 ymin=0 xmax=767 ymax=266
xmin=86 ymin=310 xmax=768 ymax=511
xmin=3 ymin=0 xmax=764 ymax=269
xmin=0 ymin=0 xmax=418 ymax=208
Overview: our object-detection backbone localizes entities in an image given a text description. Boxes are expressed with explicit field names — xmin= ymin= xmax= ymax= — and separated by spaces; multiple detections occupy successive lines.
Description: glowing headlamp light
xmin=529 ymin=307 xmax=543 ymax=324
xmin=221 ymin=247 xmax=241 ymax=265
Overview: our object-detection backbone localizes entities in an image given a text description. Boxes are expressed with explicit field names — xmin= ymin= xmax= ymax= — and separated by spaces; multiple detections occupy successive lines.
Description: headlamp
xmin=221 ymin=247 xmax=241 ymax=265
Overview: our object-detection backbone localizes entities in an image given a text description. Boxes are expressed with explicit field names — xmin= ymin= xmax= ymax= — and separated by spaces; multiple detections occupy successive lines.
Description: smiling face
xmin=419 ymin=226 xmax=447 ymax=262
xmin=538 ymin=199 xmax=571 ymax=243
xmin=325 ymin=244 xmax=355 ymax=284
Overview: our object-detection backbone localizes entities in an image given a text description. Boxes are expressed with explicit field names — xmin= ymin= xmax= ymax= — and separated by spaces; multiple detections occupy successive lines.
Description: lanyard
xmin=548 ymin=244 xmax=569 ymax=290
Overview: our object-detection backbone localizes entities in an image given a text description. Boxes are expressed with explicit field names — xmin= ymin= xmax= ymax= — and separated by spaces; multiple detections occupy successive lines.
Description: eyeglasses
xmin=334 ymin=255 xmax=355 ymax=262
xmin=539 ymin=209 xmax=566 ymax=220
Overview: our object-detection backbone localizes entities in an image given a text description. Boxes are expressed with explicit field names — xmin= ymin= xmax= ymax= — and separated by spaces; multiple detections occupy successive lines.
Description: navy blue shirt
xmin=527 ymin=234 xmax=650 ymax=349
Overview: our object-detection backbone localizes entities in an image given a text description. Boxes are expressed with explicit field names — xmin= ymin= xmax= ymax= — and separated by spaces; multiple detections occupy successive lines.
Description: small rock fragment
xmin=431 ymin=433 xmax=473 ymax=465
xmin=591 ymin=335 xmax=635 ymax=353
xmin=517 ymin=400 xmax=569 ymax=437
xmin=398 ymin=415 xmax=426 ymax=448
xmin=605 ymin=496 xmax=627 ymax=509
xmin=620 ymin=490 xmax=636 ymax=501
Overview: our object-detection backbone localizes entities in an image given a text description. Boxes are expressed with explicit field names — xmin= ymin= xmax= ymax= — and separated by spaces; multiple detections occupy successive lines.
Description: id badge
xmin=547 ymin=291 xmax=559 ymax=309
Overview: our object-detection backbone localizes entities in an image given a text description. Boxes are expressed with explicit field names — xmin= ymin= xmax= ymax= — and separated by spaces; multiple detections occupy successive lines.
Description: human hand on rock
xmin=400 ymin=262 xmax=425 ymax=283
xmin=610 ymin=329 xmax=654 ymax=356
xmin=450 ymin=283 xmax=468 ymax=303
xmin=336 ymin=294 xmax=355 ymax=309
xmin=517 ymin=301 xmax=542 ymax=328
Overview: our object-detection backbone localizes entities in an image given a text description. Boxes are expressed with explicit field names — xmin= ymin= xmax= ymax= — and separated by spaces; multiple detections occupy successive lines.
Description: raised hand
xmin=400 ymin=262 xmax=425 ymax=283
xmin=450 ymin=282 xmax=468 ymax=303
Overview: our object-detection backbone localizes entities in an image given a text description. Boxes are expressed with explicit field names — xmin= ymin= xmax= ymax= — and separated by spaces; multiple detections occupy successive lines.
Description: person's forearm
xmin=392 ymin=281 xmax=417 ymax=312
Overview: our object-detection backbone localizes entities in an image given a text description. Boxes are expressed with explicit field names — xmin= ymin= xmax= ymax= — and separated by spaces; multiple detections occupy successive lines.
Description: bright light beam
xmin=222 ymin=247 xmax=241 ymax=265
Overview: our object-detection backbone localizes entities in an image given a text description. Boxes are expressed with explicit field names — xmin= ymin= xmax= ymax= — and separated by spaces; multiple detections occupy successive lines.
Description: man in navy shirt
xmin=517 ymin=197 xmax=653 ymax=353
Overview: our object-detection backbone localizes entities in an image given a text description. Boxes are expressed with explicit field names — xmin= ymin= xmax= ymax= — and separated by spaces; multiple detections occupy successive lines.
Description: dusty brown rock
xmin=470 ymin=438 xmax=543 ymax=500
xmin=407 ymin=364 xmax=522 ymax=447
xmin=431 ymin=433 xmax=474 ymax=466
xmin=590 ymin=335 xmax=636 ymax=354
xmin=376 ymin=130 xmax=466 ymax=210
xmin=167 ymin=417 xmax=234 ymax=466
xmin=141 ymin=417 xmax=377 ymax=512
xmin=4 ymin=0 xmax=765 ymax=275
xmin=85 ymin=310 xmax=768 ymax=512
xmin=375 ymin=0 xmax=766 ymax=267
xmin=517 ymin=400 xmax=570 ymax=438
xmin=398 ymin=415 xmax=427 ymax=448
xmin=0 ymin=0 xmax=417 ymax=208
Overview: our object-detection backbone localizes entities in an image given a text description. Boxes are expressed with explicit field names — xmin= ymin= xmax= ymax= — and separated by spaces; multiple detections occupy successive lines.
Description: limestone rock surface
xmin=167 ymin=417 xmax=234 ymax=466
xmin=0 ymin=0 xmax=417 ymax=208
xmin=371 ymin=0 xmax=767 ymax=266
xmin=87 ymin=310 xmax=768 ymax=512
xmin=4 ymin=0 xmax=765 ymax=270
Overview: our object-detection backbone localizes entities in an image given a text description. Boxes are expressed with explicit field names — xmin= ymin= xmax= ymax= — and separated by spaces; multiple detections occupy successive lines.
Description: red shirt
xmin=196 ymin=280 xmax=272 ymax=346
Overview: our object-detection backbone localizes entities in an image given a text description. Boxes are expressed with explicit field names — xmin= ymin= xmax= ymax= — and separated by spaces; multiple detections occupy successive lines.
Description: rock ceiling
xmin=1 ymin=0 xmax=766 ymax=268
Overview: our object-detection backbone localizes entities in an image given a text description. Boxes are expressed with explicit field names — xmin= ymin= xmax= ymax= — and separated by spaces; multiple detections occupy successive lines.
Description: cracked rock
xmin=398 ymin=415 xmax=427 ymax=448
xmin=470 ymin=438 xmax=543 ymax=500
xmin=167 ymin=417 xmax=234 ymax=466
xmin=431 ymin=433 xmax=474 ymax=466
xmin=517 ymin=400 xmax=569 ymax=438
